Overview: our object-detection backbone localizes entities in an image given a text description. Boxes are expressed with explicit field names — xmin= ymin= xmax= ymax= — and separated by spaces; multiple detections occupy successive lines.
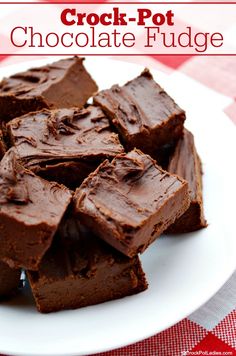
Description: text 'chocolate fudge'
xmin=0 ymin=57 xmax=98 ymax=122
xmin=74 ymin=149 xmax=190 ymax=257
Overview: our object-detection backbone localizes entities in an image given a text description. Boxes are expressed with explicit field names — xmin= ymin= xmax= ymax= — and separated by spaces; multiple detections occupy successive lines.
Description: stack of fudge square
xmin=0 ymin=57 xmax=206 ymax=313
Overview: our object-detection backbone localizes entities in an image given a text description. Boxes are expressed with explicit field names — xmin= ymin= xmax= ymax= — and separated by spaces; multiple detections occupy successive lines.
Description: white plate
xmin=0 ymin=58 xmax=235 ymax=356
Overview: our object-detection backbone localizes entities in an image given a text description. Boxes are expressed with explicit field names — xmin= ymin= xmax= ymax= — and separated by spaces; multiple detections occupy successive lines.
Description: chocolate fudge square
xmin=0 ymin=57 xmax=98 ymax=122
xmin=0 ymin=261 xmax=21 ymax=299
xmin=7 ymin=106 xmax=124 ymax=188
xmin=94 ymin=69 xmax=185 ymax=157
xmin=0 ymin=149 xmax=72 ymax=270
xmin=166 ymin=129 xmax=207 ymax=233
xmin=74 ymin=149 xmax=190 ymax=257
xmin=27 ymin=217 xmax=147 ymax=313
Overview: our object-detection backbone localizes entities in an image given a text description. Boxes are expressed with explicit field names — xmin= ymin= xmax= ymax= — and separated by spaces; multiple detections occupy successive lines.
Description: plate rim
xmin=0 ymin=57 xmax=235 ymax=356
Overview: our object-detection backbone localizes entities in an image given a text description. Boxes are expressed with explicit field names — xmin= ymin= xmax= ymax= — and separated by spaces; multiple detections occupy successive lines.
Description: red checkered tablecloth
xmin=0 ymin=1 xmax=235 ymax=355
xmin=92 ymin=277 xmax=236 ymax=356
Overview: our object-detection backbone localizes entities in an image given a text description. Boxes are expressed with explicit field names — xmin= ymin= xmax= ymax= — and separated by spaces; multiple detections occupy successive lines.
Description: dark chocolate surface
xmin=166 ymin=129 xmax=207 ymax=233
xmin=7 ymin=106 xmax=124 ymax=187
xmin=0 ymin=57 xmax=98 ymax=122
xmin=0 ymin=58 xmax=208 ymax=315
xmin=27 ymin=216 xmax=147 ymax=313
xmin=7 ymin=106 xmax=124 ymax=166
xmin=74 ymin=149 xmax=190 ymax=257
xmin=94 ymin=69 xmax=185 ymax=157
xmin=0 ymin=129 xmax=6 ymax=159
xmin=0 ymin=149 xmax=72 ymax=270
xmin=34 ymin=160 xmax=98 ymax=191
xmin=0 ymin=260 xmax=21 ymax=298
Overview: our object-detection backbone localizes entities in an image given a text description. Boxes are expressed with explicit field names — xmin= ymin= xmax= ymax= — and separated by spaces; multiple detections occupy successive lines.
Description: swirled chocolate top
xmin=0 ymin=148 xmax=72 ymax=225
xmin=94 ymin=69 xmax=185 ymax=155
xmin=74 ymin=149 xmax=190 ymax=257
xmin=7 ymin=106 xmax=124 ymax=170
xmin=0 ymin=149 xmax=72 ymax=270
